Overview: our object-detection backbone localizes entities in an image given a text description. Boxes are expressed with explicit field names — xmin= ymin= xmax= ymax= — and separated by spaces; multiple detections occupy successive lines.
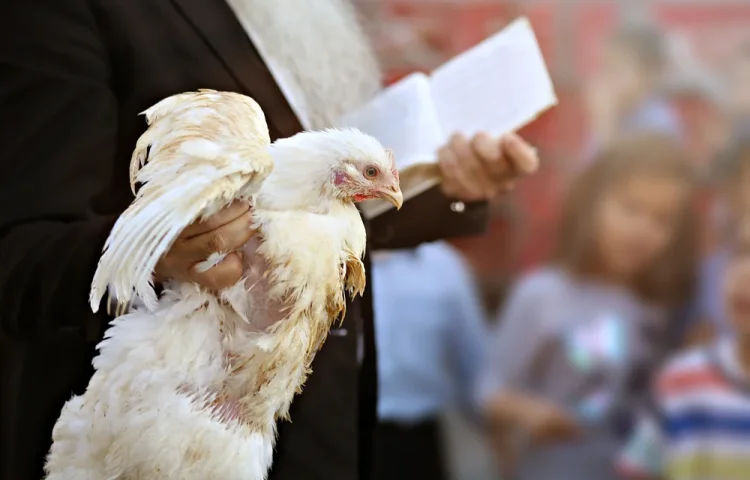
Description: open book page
xmin=346 ymin=16 xmax=557 ymax=219
xmin=338 ymin=72 xmax=443 ymax=172
xmin=430 ymin=17 xmax=557 ymax=138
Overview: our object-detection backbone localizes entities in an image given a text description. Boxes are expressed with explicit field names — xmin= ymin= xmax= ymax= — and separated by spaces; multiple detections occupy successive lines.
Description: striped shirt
xmin=617 ymin=339 xmax=750 ymax=480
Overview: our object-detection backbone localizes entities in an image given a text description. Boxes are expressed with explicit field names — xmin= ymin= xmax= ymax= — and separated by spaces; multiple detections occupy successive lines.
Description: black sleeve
xmin=369 ymin=185 xmax=489 ymax=250
xmin=0 ymin=0 xmax=119 ymax=338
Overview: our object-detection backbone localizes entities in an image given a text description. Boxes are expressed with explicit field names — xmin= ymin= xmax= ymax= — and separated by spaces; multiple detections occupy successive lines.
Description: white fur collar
xmin=224 ymin=0 xmax=381 ymax=130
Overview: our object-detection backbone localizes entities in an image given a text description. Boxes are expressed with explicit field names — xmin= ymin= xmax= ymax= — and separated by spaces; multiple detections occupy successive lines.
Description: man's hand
xmin=154 ymin=201 xmax=255 ymax=292
xmin=437 ymin=132 xmax=539 ymax=202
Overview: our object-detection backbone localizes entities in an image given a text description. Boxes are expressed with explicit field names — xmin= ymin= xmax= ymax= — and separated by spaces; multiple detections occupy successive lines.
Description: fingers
xmin=439 ymin=131 xmax=539 ymax=203
xmin=439 ymin=134 xmax=496 ymax=199
xmin=190 ymin=251 xmax=245 ymax=292
xmin=437 ymin=143 xmax=468 ymax=198
xmin=450 ymin=134 xmax=497 ymax=196
xmin=181 ymin=200 xmax=251 ymax=239
xmin=502 ymin=133 xmax=539 ymax=175
xmin=155 ymin=207 xmax=255 ymax=290
xmin=177 ymin=209 xmax=255 ymax=262
xmin=471 ymin=132 xmax=506 ymax=180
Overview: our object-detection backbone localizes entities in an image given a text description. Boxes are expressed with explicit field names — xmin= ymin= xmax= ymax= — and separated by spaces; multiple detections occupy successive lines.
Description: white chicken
xmin=44 ymin=89 xmax=403 ymax=480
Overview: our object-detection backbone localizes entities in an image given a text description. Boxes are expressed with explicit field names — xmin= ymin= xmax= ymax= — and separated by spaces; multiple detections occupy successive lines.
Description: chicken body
xmin=44 ymin=90 xmax=401 ymax=480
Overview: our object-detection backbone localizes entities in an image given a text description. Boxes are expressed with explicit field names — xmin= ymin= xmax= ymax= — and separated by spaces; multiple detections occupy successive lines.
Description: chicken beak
xmin=379 ymin=186 xmax=403 ymax=210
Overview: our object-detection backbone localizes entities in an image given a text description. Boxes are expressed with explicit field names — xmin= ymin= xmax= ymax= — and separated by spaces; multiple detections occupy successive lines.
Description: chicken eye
xmin=364 ymin=166 xmax=379 ymax=179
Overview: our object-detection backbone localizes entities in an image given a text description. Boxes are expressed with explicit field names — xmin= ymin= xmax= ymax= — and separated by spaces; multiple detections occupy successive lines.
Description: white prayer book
xmin=338 ymin=16 xmax=558 ymax=218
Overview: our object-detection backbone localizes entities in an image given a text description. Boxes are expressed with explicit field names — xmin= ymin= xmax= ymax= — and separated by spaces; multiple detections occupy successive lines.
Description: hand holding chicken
xmin=153 ymin=200 xmax=256 ymax=293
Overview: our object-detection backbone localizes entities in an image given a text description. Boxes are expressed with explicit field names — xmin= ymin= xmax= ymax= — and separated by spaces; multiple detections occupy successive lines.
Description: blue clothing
xmin=373 ymin=242 xmax=487 ymax=423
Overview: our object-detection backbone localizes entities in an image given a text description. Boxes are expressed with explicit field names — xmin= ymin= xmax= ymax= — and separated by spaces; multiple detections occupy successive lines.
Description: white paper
xmin=431 ymin=17 xmax=557 ymax=138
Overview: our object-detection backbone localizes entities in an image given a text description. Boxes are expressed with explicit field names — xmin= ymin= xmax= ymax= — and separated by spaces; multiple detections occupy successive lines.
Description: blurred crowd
xmin=370 ymin=14 xmax=750 ymax=480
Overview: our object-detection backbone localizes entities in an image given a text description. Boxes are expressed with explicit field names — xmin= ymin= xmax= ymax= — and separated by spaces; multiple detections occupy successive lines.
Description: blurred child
xmin=688 ymin=135 xmax=750 ymax=343
xmin=478 ymin=133 xmax=697 ymax=480
xmin=617 ymin=221 xmax=750 ymax=480
xmin=586 ymin=24 xmax=682 ymax=158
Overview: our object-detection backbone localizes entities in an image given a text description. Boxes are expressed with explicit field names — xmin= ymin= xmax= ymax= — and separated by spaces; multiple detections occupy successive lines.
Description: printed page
xmin=338 ymin=72 xmax=443 ymax=172
xmin=430 ymin=17 xmax=557 ymax=138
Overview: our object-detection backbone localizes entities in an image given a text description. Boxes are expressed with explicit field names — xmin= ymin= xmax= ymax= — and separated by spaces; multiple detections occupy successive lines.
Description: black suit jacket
xmin=0 ymin=1 xmax=488 ymax=479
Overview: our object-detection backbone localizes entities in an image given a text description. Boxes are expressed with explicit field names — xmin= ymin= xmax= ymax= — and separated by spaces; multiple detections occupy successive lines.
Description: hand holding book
xmin=437 ymin=131 xmax=539 ymax=202
xmin=339 ymin=17 xmax=557 ymax=218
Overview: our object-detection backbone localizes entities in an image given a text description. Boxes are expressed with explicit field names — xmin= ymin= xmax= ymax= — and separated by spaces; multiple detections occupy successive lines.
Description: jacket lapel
xmin=169 ymin=0 xmax=303 ymax=138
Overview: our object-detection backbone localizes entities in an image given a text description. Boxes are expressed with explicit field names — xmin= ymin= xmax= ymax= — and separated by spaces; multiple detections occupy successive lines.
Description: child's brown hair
xmin=553 ymin=133 xmax=697 ymax=306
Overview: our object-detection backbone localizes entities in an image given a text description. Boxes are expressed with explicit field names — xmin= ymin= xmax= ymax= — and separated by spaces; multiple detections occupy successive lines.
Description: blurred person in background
xmin=370 ymin=241 xmax=487 ymax=480
xmin=477 ymin=133 xmax=698 ymax=480
xmin=0 ymin=1 xmax=541 ymax=479
xmin=586 ymin=24 xmax=682 ymax=159
xmin=617 ymin=221 xmax=750 ymax=480
xmin=686 ymin=135 xmax=750 ymax=345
